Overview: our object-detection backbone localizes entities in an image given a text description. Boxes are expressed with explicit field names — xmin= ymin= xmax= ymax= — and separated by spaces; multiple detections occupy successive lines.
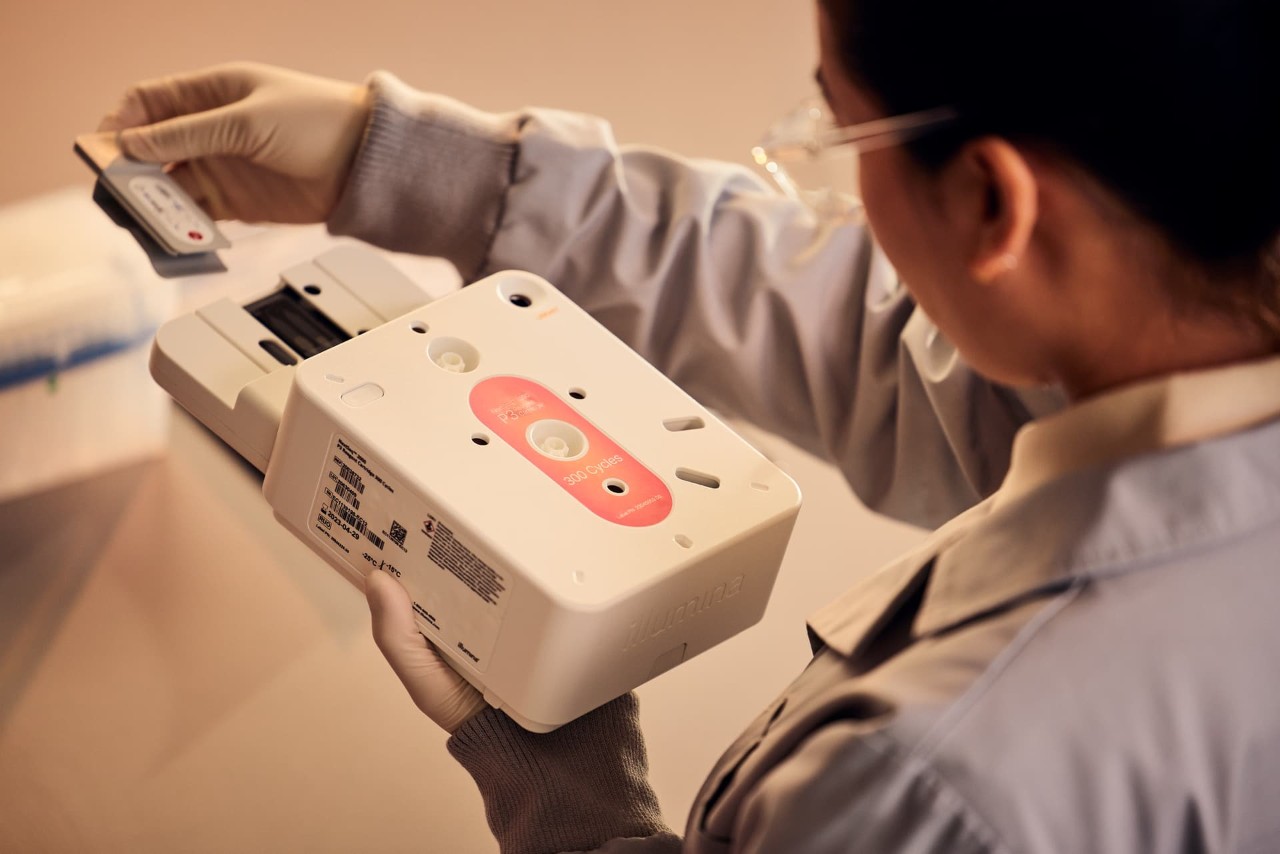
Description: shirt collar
xmin=809 ymin=354 xmax=1280 ymax=657
xmin=806 ymin=500 xmax=991 ymax=657
xmin=994 ymin=354 xmax=1280 ymax=509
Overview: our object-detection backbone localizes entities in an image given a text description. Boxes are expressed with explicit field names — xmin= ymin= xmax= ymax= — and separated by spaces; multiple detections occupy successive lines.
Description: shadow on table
xmin=0 ymin=459 xmax=157 ymax=727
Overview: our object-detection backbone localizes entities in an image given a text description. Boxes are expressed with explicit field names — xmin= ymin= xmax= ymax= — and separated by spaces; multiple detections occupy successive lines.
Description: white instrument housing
xmin=152 ymin=252 xmax=801 ymax=732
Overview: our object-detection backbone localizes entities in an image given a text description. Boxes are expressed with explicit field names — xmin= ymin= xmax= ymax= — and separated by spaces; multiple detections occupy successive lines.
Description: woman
xmin=102 ymin=0 xmax=1280 ymax=849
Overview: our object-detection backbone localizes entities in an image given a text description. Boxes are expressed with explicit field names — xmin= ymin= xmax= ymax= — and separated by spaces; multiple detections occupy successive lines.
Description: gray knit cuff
xmin=447 ymin=693 xmax=675 ymax=854
xmin=328 ymin=71 xmax=523 ymax=281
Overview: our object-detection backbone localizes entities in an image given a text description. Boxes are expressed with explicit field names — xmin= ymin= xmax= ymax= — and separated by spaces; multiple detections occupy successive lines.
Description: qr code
xmin=389 ymin=520 xmax=408 ymax=547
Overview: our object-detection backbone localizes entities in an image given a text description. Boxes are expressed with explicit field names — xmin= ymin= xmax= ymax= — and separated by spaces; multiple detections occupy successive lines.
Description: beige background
xmin=0 ymin=2 xmax=926 ymax=851
xmin=1 ymin=0 xmax=817 ymax=207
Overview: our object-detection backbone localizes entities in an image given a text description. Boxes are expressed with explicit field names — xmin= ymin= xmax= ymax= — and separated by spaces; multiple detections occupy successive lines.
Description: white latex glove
xmin=98 ymin=61 xmax=371 ymax=224
xmin=364 ymin=568 xmax=489 ymax=733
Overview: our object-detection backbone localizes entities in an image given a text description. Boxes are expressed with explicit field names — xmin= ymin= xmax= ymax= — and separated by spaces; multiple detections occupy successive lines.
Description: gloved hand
xmin=364 ymin=568 xmax=489 ymax=733
xmin=98 ymin=62 xmax=372 ymax=224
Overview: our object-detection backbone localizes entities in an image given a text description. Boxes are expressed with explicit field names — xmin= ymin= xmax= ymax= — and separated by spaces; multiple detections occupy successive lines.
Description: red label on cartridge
xmin=470 ymin=376 xmax=672 ymax=527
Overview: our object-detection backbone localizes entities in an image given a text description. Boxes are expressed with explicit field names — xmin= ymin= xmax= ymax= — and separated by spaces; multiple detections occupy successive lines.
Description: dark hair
xmin=823 ymin=0 xmax=1280 ymax=334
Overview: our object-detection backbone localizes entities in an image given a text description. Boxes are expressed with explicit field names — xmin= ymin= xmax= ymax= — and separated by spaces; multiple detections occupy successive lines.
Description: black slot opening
xmin=245 ymin=286 xmax=351 ymax=359
xmin=259 ymin=339 xmax=297 ymax=366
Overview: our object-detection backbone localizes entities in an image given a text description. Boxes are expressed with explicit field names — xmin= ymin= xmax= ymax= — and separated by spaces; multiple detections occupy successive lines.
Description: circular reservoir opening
xmin=526 ymin=419 xmax=589 ymax=461
xmin=427 ymin=337 xmax=480 ymax=373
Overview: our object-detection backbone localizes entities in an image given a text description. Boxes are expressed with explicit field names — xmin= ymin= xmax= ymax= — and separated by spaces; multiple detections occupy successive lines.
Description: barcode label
xmin=322 ymin=447 xmax=386 ymax=551
xmin=311 ymin=433 xmax=514 ymax=675
xmin=335 ymin=458 xmax=366 ymax=494
xmin=334 ymin=480 xmax=360 ymax=510
xmin=329 ymin=495 xmax=369 ymax=536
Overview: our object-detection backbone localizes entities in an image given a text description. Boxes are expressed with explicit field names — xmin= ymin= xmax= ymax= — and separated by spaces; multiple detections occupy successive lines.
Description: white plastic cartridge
xmin=154 ymin=259 xmax=802 ymax=732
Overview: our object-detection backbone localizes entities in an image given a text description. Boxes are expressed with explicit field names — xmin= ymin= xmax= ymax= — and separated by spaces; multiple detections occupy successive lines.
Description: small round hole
xmin=410 ymin=321 xmax=429 ymax=334
xmin=569 ymin=388 xmax=586 ymax=400
xmin=603 ymin=478 xmax=629 ymax=495
xmin=304 ymin=284 xmax=322 ymax=295
xmin=471 ymin=434 xmax=490 ymax=446
xmin=496 ymin=275 xmax=548 ymax=306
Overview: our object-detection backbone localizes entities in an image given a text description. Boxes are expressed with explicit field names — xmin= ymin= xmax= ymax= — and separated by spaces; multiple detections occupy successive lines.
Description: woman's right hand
xmin=99 ymin=61 xmax=372 ymax=224
xmin=365 ymin=568 xmax=489 ymax=734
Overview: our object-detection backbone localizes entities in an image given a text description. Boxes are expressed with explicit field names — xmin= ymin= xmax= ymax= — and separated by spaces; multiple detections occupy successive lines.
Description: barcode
xmin=366 ymin=531 xmax=385 ymax=550
xmin=329 ymin=495 xmax=369 ymax=536
xmin=334 ymin=480 xmax=360 ymax=509
xmin=335 ymin=458 xmax=366 ymax=494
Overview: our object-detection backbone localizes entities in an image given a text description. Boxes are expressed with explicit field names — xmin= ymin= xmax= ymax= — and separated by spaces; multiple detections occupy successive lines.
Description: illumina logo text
xmin=622 ymin=575 xmax=744 ymax=651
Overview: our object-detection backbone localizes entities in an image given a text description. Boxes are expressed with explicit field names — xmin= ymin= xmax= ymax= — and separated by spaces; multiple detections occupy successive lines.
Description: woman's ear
xmin=951 ymin=137 xmax=1038 ymax=284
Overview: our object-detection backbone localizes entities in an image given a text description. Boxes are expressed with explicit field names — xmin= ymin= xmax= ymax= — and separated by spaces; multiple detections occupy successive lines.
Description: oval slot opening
xmin=676 ymin=468 xmax=720 ymax=489
xmin=663 ymin=416 xmax=705 ymax=432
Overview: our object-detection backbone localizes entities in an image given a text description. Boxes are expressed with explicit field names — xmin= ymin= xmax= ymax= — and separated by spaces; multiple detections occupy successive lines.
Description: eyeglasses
xmin=752 ymin=96 xmax=958 ymax=221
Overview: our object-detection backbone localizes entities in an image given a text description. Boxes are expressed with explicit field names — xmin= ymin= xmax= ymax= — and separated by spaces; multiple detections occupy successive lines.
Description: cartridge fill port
xmin=526 ymin=419 xmax=589 ymax=461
